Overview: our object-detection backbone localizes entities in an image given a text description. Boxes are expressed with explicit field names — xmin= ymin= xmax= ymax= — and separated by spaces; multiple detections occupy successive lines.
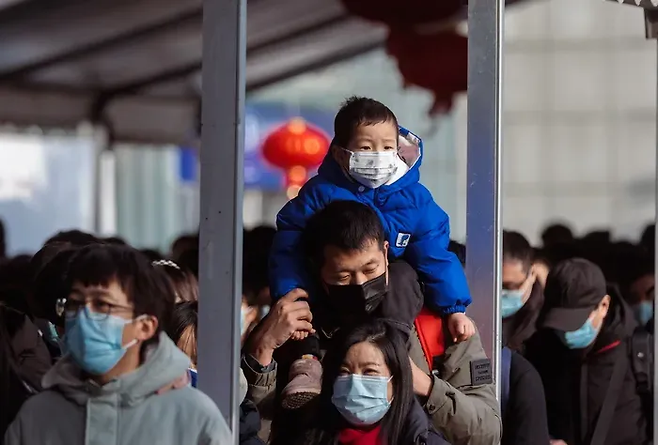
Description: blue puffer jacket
xmin=269 ymin=127 xmax=471 ymax=314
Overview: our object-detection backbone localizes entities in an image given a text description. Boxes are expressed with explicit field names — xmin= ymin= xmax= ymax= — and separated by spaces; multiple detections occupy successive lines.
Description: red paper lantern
xmin=261 ymin=118 xmax=330 ymax=197
xmin=340 ymin=0 xmax=461 ymax=27
xmin=387 ymin=29 xmax=468 ymax=115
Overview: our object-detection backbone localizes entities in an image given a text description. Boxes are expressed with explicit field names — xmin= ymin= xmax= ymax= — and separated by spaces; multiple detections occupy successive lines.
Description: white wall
xmin=477 ymin=0 xmax=656 ymax=244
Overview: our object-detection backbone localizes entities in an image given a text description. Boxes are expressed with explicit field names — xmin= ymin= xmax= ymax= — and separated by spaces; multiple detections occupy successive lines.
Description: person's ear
xmin=135 ymin=315 xmax=158 ymax=342
xmin=383 ymin=241 xmax=389 ymax=259
xmin=599 ymin=295 xmax=611 ymax=318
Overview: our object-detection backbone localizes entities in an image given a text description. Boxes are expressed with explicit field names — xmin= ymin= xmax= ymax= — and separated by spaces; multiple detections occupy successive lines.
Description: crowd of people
xmin=0 ymin=97 xmax=655 ymax=445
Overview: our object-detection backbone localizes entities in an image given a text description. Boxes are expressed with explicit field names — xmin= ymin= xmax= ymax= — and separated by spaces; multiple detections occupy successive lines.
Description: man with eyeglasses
xmin=5 ymin=244 xmax=230 ymax=445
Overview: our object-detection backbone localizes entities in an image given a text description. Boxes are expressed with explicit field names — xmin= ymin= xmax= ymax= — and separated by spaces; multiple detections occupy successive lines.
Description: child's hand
xmin=447 ymin=312 xmax=475 ymax=343
xmin=283 ymin=288 xmax=312 ymax=341
xmin=291 ymin=330 xmax=310 ymax=341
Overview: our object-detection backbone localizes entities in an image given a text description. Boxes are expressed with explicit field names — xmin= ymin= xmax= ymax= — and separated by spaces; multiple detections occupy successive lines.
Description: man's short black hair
xmin=503 ymin=230 xmax=533 ymax=271
xmin=66 ymin=244 xmax=176 ymax=351
xmin=333 ymin=96 xmax=399 ymax=148
xmin=303 ymin=200 xmax=386 ymax=266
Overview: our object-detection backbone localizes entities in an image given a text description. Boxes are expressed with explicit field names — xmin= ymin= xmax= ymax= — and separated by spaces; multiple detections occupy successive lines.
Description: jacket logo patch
xmin=470 ymin=359 xmax=493 ymax=385
xmin=396 ymin=233 xmax=411 ymax=248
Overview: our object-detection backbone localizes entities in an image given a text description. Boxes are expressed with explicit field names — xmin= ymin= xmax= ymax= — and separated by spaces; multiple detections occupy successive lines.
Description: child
xmin=269 ymin=97 xmax=473 ymax=408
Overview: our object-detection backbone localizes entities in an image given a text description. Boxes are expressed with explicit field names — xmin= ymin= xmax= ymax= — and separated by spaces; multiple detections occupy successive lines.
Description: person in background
xmin=167 ymin=301 xmax=199 ymax=383
xmin=178 ymin=247 xmax=199 ymax=278
xmin=30 ymin=246 xmax=79 ymax=361
xmin=0 ymin=218 xmax=5 ymax=260
xmin=140 ymin=248 xmax=163 ymax=261
xmin=243 ymin=226 xmax=275 ymax=320
xmin=0 ymin=255 xmax=33 ymax=316
xmin=540 ymin=223 xmax=574 ymax=249
xmin=0 ymin=298 xmax=51 ymax=394
xmin=532 ymin=252 xmax=551 ymax=290
xmin=166 ymin=300 xmax=264 ymax=445
xmin=4 ymin=244 xmax=230 ymax=445
xmin=153 ymin=259 xmax=198 ymax=303
xmin=525 ymin=258 xmax=649 ymax=445
xmin=171 ymin=234 xmax=198 ymax=263
xmin=501 ymin=231 xmax=544 ymax=353
xmin=0 ymin=303 xmax=43 ymax=443
xmin=279 ymin=321 xmax=449 ymax=445
xmin=640 ymin=223 xmax=655 ymax=258
xmin=447 ymin=234 xmax=551 ymax=445
xmin=620 ymin=257 xmax=654 ymax=329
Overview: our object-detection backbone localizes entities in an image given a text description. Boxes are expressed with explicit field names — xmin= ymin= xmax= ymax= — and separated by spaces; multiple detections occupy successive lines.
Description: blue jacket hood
xmin=318 ymin=126 xmax=423 ymax=194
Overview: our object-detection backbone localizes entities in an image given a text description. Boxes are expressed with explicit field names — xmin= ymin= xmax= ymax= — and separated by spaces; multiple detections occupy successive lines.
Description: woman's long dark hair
xmin=306 ymin=320 xmax=414 ymax=445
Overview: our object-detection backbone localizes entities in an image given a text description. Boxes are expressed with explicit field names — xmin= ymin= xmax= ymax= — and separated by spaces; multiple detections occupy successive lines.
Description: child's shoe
xmin=281 ymin=357 xmax=322 ymax=410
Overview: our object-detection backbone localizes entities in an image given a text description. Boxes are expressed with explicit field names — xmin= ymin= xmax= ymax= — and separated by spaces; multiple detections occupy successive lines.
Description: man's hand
xmin=409 ymin=355 xmax=433 ymax=397
xmin=550 ymin=440 xmax=568 ymax=445
xmin=246 ymin=289 xmax=315 ymax=367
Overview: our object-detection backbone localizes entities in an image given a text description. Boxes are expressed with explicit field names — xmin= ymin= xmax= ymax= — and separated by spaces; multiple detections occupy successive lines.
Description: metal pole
xmin=198 ymin=0 xmax=246 ymax=440
xmin=654 ymin=38 xmax=658 ymax=445
xmin=465 ymin=0 xmax=505 ymax=401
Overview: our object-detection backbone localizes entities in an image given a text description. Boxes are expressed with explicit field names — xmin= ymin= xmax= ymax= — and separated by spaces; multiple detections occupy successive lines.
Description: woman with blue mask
xmin=279 ymin=321 xmax=449 ymax=445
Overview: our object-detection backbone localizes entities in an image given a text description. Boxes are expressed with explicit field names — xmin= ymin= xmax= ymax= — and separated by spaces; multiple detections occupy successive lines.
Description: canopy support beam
xmin=198 ymin=0 xmax=246 ymax=441
xmin=465 ymin=0 xmax=505 ymax=399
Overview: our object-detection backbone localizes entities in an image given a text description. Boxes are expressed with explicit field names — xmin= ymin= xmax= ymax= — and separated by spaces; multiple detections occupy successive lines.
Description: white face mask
xmin=343 ymin=149 xmax=399 ymax=189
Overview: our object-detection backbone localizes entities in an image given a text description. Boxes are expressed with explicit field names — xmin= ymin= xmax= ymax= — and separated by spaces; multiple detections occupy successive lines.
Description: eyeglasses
xmin=55 ymin=297 xmax=134 ymax=321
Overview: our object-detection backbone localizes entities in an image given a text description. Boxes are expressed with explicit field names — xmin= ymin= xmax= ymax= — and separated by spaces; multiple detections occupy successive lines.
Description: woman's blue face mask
xmin=331 ymin=374 xmax=392 ymax=426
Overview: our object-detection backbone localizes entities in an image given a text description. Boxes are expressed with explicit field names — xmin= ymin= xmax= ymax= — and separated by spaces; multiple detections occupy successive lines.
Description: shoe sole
xmin=281 ymin=391 xmax=319 ymax=410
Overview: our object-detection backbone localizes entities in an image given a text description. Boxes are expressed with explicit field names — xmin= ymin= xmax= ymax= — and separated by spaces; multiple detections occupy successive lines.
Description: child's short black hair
xmin=333 ymin=96 xmax=399 ymax=147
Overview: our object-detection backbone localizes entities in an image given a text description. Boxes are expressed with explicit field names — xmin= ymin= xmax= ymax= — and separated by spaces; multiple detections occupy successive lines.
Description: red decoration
xmin=386 ymin=28 xmax=468 ymax=115
xmin=340 ymin=0 xmax=461 ymax=27
xmin=261 ymin=118 xmax=330 ymax=197
xmin=341 ymin=0 xmax=529 ymax=115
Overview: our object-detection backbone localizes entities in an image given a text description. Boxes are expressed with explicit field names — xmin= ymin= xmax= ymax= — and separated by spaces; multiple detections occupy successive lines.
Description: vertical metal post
xmin=465 ymin=0 xmax=505 ymax=400
xmin=198 ymin=0 xmax=246 ymax=441
xmin=641 ymin=10 xmax=658 ymax=444
xmin=647 ymin=40 xmax=658 ymax=443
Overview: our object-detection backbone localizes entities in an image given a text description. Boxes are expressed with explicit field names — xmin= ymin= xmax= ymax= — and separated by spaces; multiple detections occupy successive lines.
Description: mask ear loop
xmin=123 ymin=314 xmax=150 ymax=349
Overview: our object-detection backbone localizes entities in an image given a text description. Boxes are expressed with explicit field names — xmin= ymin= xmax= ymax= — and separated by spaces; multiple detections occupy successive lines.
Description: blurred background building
xmin=0 ymin=0 xmax=654 ymax=254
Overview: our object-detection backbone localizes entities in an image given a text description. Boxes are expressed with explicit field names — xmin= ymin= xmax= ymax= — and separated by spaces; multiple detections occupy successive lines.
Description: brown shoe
xmin=281 ymin=358 xmax=323 ymax=410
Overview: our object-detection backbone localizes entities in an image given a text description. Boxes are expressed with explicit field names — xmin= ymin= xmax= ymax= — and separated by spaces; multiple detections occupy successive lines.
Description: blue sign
xmin=177 ymin=102 xmax=334 ymax=191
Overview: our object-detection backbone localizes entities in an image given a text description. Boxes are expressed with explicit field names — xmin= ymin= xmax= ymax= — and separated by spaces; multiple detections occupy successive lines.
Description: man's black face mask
xmin=325 ymin=273 xmax=388 ymax=325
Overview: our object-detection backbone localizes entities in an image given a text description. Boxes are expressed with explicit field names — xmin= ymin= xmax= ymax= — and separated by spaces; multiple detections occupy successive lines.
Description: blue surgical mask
xmin=64 ymin=307 xmax=142 ymax=375
xmin=501 ymin=289 xmax=525 ymax=318
xmin=331 ymin=374 xmax=392 ymax=426
xmin=634 ymin=301 xmax=653 ymax=327
xmin=559 ymin=318 xmax=599 ymax=349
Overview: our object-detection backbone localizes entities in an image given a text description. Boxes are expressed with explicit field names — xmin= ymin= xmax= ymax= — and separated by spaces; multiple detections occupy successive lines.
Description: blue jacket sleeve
xmin=404 ymin=197 xmax=471 ymax=314
xmin=269 ymin=181 xmax=329 ymax=300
